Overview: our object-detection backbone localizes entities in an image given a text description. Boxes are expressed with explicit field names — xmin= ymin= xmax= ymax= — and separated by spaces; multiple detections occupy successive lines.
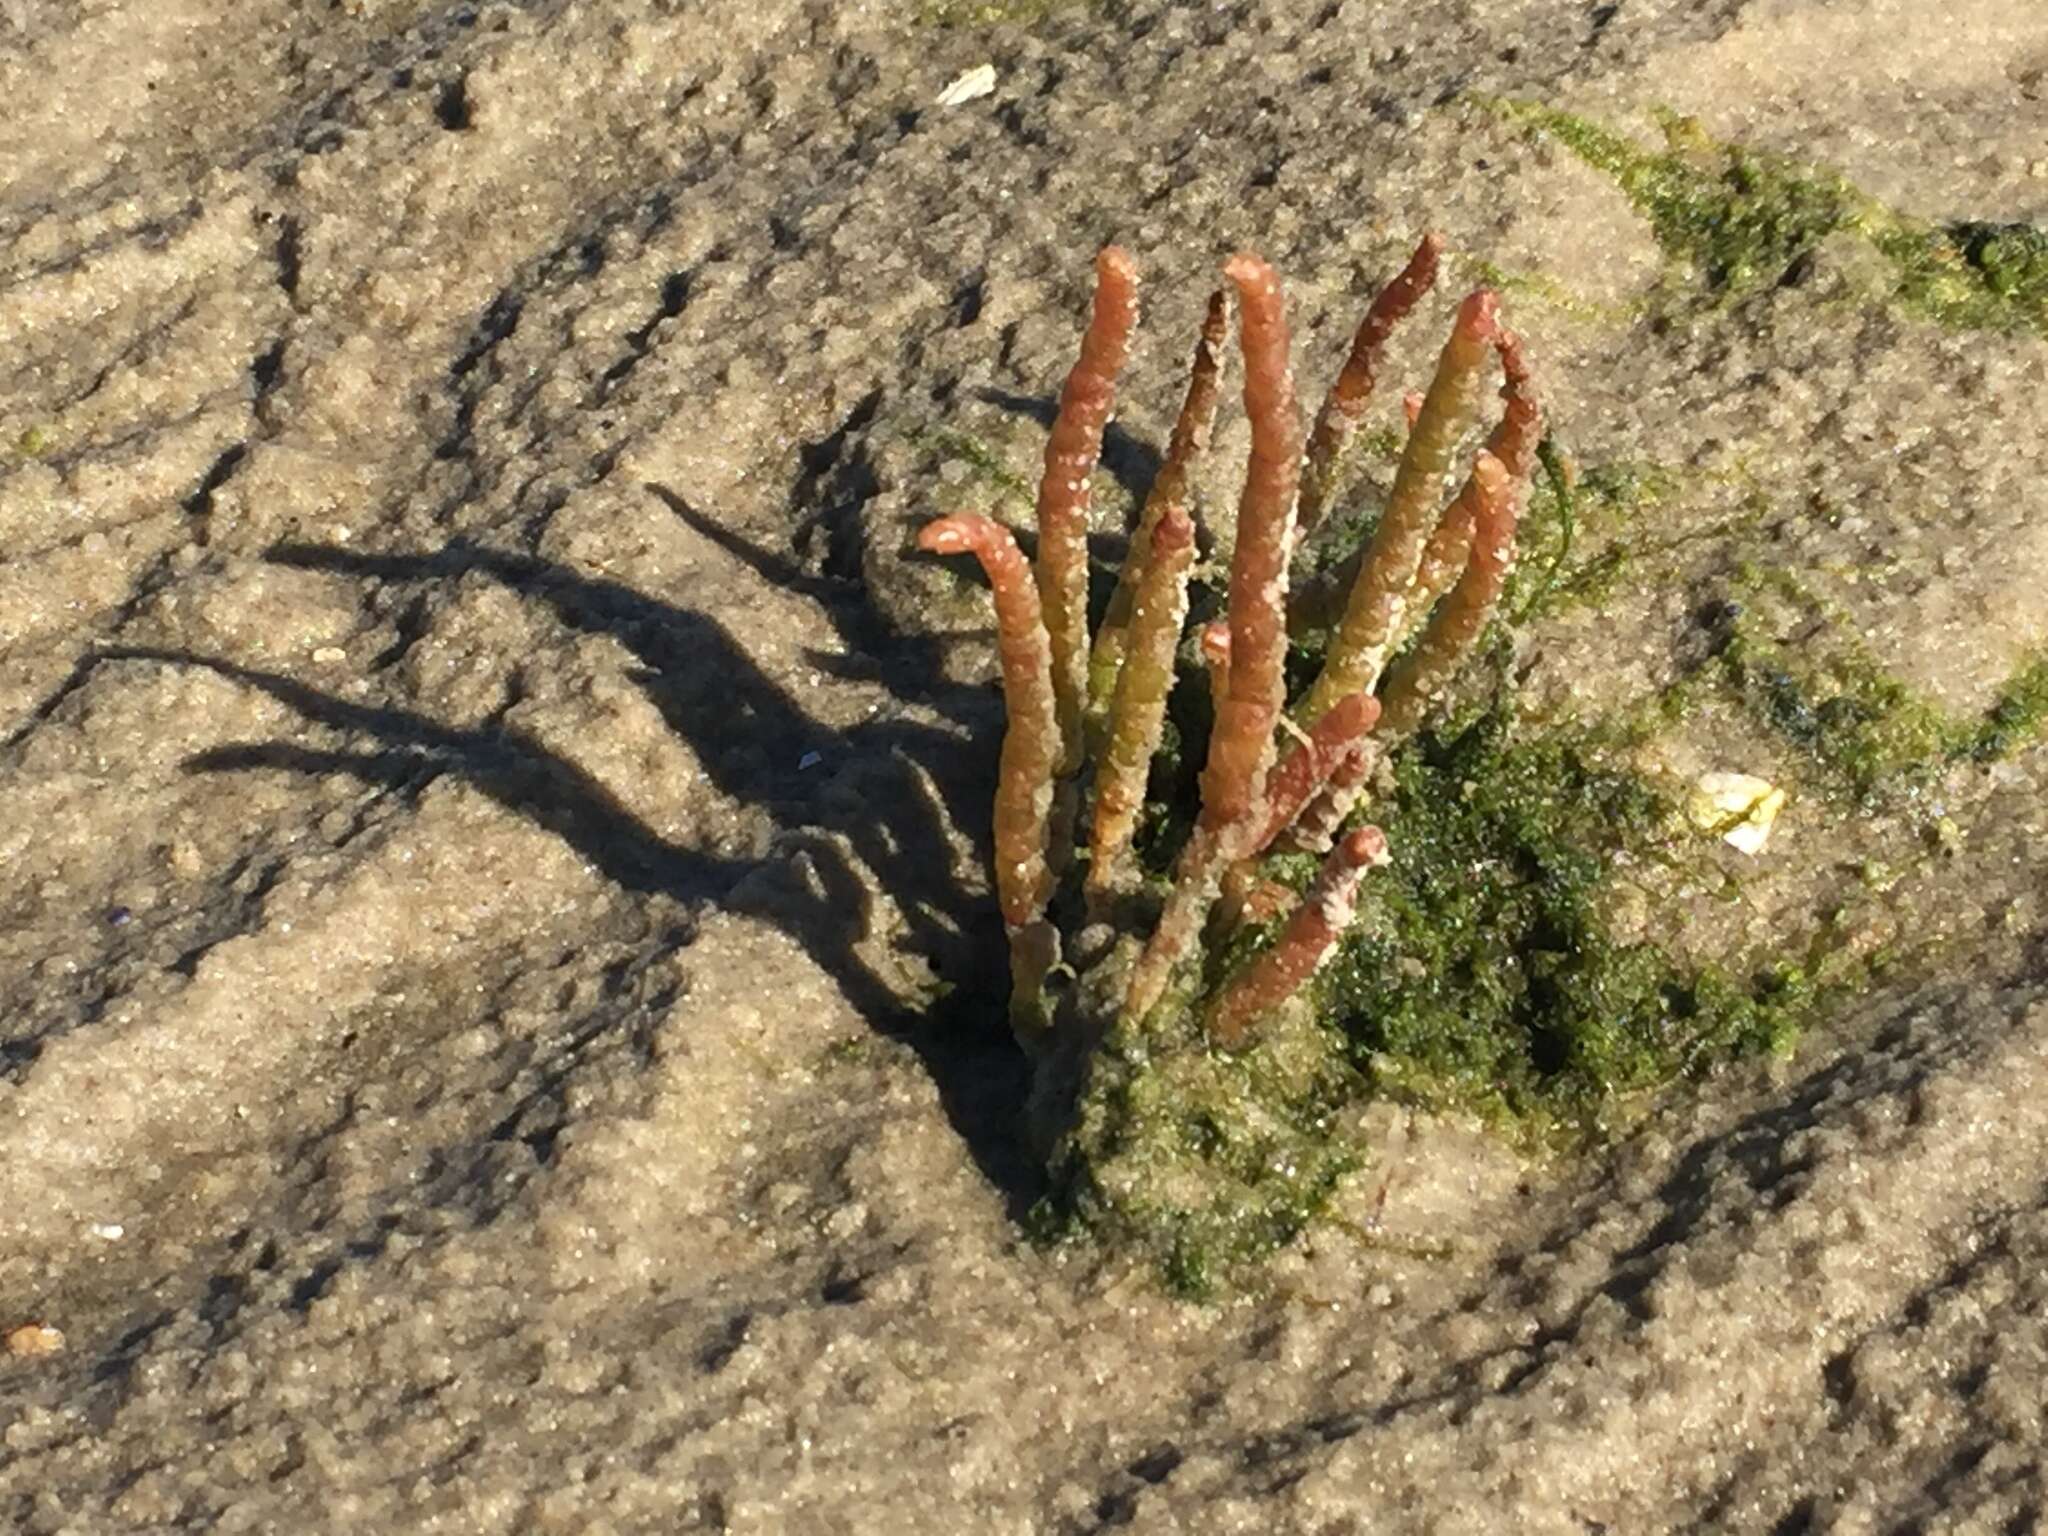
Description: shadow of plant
xmin=136 ymin=486 xmax=1048 ymax=1203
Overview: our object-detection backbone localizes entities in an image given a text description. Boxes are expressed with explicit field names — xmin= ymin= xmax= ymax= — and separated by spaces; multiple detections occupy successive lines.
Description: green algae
xmin=1496 ymin=101 xmax=2048 ymax=333
xmin=1509 ymin=441 xmax=1768 ymax=623
xmin=1969 ymin=653 xmax=2048 ymax=763
xmin=1467 ymin=257 xmax=1639 ymax=326
xmin=1040 ymin=997 xmax=1364 ymax=1300
xmin=1510 ymin=442 xmax=1682 ymax=618
xmin=1711 ymin=570 xmax=2048 ymax=803
xmin=926 ymin=427 xmax=1036 ymax=510
xmin=1320 ymin=701 xmax=1819 ymax=1132
xmin=1043 ymin=684 xmax=1845 ymax=1296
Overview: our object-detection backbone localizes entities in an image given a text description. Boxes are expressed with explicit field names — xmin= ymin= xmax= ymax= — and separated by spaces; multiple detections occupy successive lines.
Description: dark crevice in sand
xmin=432 ymin=74 xmax=472 ymax=133
xmin=437 ymin=288 xmax=526 ymax=462
xmin=595 ymin=265 xmax=700 ymax=400
xmin=182 ymin=443 xmax=250 ymax=518
xmin=268 ymin=211 xmax=303 ymax=301
xmin=251 ymin=338 xmax=288 ymax=399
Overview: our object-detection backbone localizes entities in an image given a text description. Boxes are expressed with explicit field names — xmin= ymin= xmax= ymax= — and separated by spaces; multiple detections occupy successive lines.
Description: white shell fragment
xmin=935 ymin=64 xmax=997 ymax=108
xmin=1688 ymin=771 xmax=1788 ymax=855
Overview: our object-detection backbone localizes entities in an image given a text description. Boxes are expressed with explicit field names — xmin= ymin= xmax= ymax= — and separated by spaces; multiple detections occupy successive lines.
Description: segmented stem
xmin=1124 ymin=254 xmax=1301 ymax=1022
xmin=1297 ymin=233 xmax=1444 ymax=536
xmin=1303 ymin=289 xmax=1500 ymax=722
xmin=1281 ymin=739 xmax=1380 ymax=855
xmin=1290 ymin=431 xmax=1528 ymax=853
xmin=1248 ymin=690 xmax=1381 ymax=857
xmin=1378 ymin=449 xmax=1520 ymax=738
xmin=1207 ymin=826 xmax=1388 ymax=1048
xmin=918 ymin=514 xmax=1063 ymax=1021
xmin=1037 ymin=246 xmax=1140 ymax=775
xmin=1200 ymin=253 xmax=1300 ymax=835
xmin=1215 ymin=689 xmax=1380 ymax=930
xmin=1402 ymin=325 xmax=1542 ymax=635
xmin=1091 ymin=289 xmax=1229 ymax=720
xmin=1087 ymin=504 xmax=1197 ymax=894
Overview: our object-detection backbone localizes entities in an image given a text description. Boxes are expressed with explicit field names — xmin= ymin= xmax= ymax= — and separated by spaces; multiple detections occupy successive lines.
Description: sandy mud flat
xmin=2 ymin=1 xmax=2045 ymax=1531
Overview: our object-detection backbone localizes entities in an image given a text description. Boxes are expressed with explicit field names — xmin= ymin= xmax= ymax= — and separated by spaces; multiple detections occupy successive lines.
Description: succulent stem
xmin=1199 ymin=253 xmax=1301 ymax=835
xmin=1378 ymin=449 xmax=1521 ymax=738
xmin=1297 ymin=233 xmax=1444 ymax=536
xmin=1124 ymin=253 xmax=1301 ymax=1021
xmin=1207 ymin=826 xmax=1389 ymax=1048
xmin=1091 ymin=289 xmax=1229 ymax=724
xmin=1215 ymin=689 xmax=1381 ymax=930
xmin=1037 ymin=246 xmax=1139 ymax=777
xmin=1303 ymin=289 xmax=1500 ymax=722
xmin=918 ymin=513 xmax=1064 ymax=1029
xmin=1088 ymin=503 xmax=1197 ymax=895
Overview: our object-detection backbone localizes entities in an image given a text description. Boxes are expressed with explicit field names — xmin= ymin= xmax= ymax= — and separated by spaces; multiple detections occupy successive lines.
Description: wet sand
xmin=3 ymin=1 xmax=2045 ymax=1530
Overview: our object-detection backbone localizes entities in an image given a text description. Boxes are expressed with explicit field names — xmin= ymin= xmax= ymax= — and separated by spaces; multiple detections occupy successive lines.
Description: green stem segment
xmin=1088 ymin=503 xmax=1197 ymax=895
xmin=1304 ymin=289 xmax=1500 ymax=722
xmin=1091 ymin=289 xmax=1229 ymax=724
xmin=1378 ymin=449 xmax=1520 ymax=738
xmin=1402 ymin=326 xmax=1542 ymax=640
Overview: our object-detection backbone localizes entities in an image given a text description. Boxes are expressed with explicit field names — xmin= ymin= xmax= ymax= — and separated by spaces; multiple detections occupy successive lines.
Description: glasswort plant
xmin=920 ymin=237 xmax=1541 ymax=1161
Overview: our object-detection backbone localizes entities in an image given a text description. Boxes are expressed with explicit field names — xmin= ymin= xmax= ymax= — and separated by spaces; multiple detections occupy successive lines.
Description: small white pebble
xmin=311 ymin=646 xmax=346 ymax=664
xmin=88 ymin=1222 xmax=125 ymax=1241
xmin=1687 ymin=771 xmax=1787 ymax=855
xmin=935 ymin=64 xmax=996 ymax=108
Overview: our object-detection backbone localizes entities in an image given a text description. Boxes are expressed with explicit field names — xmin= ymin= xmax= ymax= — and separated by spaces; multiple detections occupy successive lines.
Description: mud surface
xmin=3 ymin=1 xmax=2045 ymax=1531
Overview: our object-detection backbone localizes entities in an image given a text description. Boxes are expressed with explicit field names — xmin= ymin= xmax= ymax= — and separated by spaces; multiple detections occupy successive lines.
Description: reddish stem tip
xmin=1222 ymin=251 xmax=1280 ymax=298
xmin=1455 ymin=288 xmax=1502 ymax=343
xmin=1495 ymin=323 xmax=1531 ymax=388
xmin=1339 ymin=690 xmax=1383 ymax=736
xmin=1150 ymin=502 xmax=1196 ymax=554
xmin=917 ymin=515 xmax=983 ymax=556
xmin=1095 ymin=246 xmax=1140 ymax=319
